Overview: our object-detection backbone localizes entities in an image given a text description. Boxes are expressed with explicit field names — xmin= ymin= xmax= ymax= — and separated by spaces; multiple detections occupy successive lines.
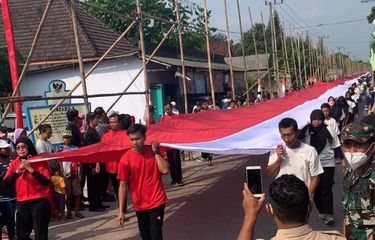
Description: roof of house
xmin=226 ymin=54 xmax=270 ymax=71
xmin=0 ymin=0 xmax=138 ymax=65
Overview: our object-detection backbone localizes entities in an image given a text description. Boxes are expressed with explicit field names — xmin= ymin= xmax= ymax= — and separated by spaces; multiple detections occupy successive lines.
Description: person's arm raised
xmin=151 ymin=141 xmax=169 ymax=175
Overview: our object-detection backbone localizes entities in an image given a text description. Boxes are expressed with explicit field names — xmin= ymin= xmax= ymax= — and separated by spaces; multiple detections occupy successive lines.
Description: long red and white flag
xmin=32 ymin=74 xmax=364 ymax=163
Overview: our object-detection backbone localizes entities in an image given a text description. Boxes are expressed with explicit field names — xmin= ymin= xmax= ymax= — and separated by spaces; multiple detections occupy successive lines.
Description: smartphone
xmin=246 ymin=166 xmax=263 ymax=197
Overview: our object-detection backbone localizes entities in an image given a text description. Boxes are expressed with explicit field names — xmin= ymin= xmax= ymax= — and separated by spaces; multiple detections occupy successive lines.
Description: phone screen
xmin=246 ymin=168 xmax=263 ymax=195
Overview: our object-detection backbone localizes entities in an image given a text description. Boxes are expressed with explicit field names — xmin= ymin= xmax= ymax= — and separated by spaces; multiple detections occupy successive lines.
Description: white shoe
xmin=318 ymin=214 xmax=326 ymax=220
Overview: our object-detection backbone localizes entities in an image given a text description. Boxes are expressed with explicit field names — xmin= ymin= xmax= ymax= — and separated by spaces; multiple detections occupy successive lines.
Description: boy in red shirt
xmin=117 ymin=124 xmax=169 ymax=240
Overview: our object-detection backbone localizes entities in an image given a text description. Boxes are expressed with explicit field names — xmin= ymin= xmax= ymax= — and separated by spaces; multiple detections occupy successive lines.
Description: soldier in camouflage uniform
xmin=341 ymin=122 xmax=375 ymax=240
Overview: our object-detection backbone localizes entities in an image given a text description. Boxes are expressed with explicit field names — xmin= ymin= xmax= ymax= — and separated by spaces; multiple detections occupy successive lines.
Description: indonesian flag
xmin=32 ymin=74 xmax=365 ymax=163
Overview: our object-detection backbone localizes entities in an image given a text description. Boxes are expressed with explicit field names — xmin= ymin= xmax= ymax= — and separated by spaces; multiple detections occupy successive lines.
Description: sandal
xmin=75 ymin=212 xmax=84 ymax=218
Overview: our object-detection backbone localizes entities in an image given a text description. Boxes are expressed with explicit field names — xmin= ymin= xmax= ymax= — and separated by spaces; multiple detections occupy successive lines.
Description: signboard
xmin=45 ymin=80 xmax=71 ymax=106
xmin=26 ymin=104 xmax=89 ymax=146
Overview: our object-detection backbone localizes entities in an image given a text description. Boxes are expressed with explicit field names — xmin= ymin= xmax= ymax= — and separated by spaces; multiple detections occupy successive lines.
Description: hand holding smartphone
xmin=246 ymin=166 xmax=263 ymax=197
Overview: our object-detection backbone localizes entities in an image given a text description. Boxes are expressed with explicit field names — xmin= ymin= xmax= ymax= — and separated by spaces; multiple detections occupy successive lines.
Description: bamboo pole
xmin=106 ymin=23 xmax=177 ymax=112
xmin=307 ymin=31 xmax=312 ymax=78
xmin=136 ymin=0 xmax=150 ymax=124
xmin=174 ymin=0 xmax=188 ymax=114
xmin=1 ymin=0 xmax=54 ymax=124
xmin=26 ymin=20 xmax=138 ymax=136
xmin=296 ymin=33 xmax=303 ymax=87
xmin=248 ymin=7 xmax=261 ymax=92
xmin=224 ymin=0 xmax=235 ymax=99
xmin=270 ymin=3 xmax=280 ymax=94
xmin=301 ymin=32 xmax=307 ymax=86
xmin=260 ymin=11 xmax=271 ymax=89
xmin=281 ymin=24 xmax=290 ymax=76
xmin=203 ymin=0 xmax=217 ymax=109
xmin=0 ymin=91 xmax=148 ymax=103
xmin=236 ymin=0 xmax=250 ymax=102
xmin=279 ymin=24 xmax=287 ymax=80
xmin=71 ymin=1 xmax=89 ymax=113
xmin=289 ymin=25 xmax=297 ymax=85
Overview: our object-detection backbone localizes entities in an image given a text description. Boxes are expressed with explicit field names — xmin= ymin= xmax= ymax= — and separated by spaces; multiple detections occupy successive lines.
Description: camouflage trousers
xmin=346 ymin=224 xmax=375 ymax=240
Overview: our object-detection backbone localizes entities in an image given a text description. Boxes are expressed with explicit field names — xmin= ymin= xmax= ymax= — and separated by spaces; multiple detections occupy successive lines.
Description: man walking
xmin=117 ymin=124 xmax=169 ymax=240
xmin=160 ymin=103 xmax=183 ymax=186
xmin=267 ymin=118 xmax=323 ymax=196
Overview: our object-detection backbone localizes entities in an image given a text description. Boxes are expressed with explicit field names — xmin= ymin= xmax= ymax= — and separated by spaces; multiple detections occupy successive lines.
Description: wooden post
xmin=136 ymin=0 xmax=150 ymax=124
xmin=260 ymin=11 xmax=271 ymax=89
xmin=248 ymin=7 xmax=261 ymax=92
xmin=174 ymin=0 xmax=188 ymax=114
xmin=1 ymin=0 xmax=54 ymax=124
xmin=270 ymin=3 xmax=280 ymax=94
xmin=236 ymin=0 xmax=250 ymax=102
xmin=71 ymin=1 xmax=89 ymax=113
xmin=224 ymin=0 xmax=235 ymax=99
xmin=27 ymin=20 xmax=138 ymax=136
xmin=301 ymin=32 xmax=307 ymax=86
xmin=203 ymin=0 xmax=217 ymax=109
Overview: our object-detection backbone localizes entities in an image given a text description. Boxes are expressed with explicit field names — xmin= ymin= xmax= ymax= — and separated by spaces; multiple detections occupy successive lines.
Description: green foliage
xmin=84 ymin=0 xmax=213 ymax=49
xmin=368 ymin=6 xmax=375 ymax=24
xmin=0 ymin=48 xmax=23 ymax=95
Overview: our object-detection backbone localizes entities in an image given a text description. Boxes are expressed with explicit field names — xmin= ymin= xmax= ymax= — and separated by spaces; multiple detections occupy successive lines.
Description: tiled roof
xmin=0 ymin=0 xmax=138 ymax=65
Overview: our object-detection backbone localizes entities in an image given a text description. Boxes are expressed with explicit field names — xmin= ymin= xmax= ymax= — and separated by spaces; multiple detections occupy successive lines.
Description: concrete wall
xmin=21 ymin=56 xmax=146 ymax=123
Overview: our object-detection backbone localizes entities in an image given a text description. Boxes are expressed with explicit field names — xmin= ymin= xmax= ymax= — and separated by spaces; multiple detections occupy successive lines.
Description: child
xmin=51 ymin=164 xmax=67 ymax=221
xmin=60 ymin=130 xmax=84 ymax=219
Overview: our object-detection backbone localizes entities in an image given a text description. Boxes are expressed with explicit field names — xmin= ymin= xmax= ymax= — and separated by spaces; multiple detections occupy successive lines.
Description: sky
xmin=188 ymin=0 xmax=375 ymax=62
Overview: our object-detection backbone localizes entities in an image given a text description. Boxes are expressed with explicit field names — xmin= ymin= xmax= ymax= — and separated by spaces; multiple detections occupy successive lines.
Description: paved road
xmin=48 ymin=153 xmax=345 ymax=240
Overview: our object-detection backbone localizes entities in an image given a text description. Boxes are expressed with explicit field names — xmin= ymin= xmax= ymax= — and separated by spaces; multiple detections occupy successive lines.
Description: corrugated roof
xmin=0 ymin=0 xmax=138 ymax=64
xmin=226 ymin=54 xmax=270 ymax=71
xmin=148 ymin=56 xmax=239 ymax=71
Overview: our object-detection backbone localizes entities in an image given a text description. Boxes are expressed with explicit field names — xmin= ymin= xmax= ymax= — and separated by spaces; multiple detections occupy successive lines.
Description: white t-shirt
xmin=35 ymin=139 xmax=54 ymax=154
xmin=346 ymin=100 xmax=356 ymax=114
xmin=302 ymin=126 xmax=340 ymax=168
xmin=324 ymin=118 xmax=339 ymax=135
xmin=268 ymin=142 xmax=323 ymax=187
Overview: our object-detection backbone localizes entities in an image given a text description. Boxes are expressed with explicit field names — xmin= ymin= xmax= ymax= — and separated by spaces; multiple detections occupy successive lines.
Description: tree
xmin=0 ymin=48 xmax=23 ymax=95
xmin=84 ymin=0 xmax=213 ymax=49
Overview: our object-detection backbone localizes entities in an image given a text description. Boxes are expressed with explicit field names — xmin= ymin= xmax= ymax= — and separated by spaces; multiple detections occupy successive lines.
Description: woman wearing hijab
xmin=4 ymin=137 xmax=51 ymax=240
xmin=13 ymin=128 xmax=27 ymax=143
xmin=299 ymin=109 xmax=341 ymax=226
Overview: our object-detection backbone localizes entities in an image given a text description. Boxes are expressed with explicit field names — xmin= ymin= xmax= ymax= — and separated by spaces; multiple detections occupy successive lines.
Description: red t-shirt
xmin=117 ymin=146 xmax=167 ymax=211
xmin=159 ymin=113 xmax=175 ymax=122
xmin=102 ymin=130 xmax=127 ymax=174
xmin=4 ymin=157 xmax=51 ymax=202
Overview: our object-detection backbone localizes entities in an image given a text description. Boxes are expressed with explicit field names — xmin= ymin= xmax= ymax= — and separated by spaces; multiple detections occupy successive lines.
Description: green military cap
xmin=341 ymin=122 xmax=374 ymax=144
xmin=62 ymin=130 xmax=72 ymax=138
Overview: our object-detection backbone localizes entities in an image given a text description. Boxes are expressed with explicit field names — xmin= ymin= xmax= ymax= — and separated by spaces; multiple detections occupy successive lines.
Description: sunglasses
xmin=16 ymin=145 xmax=27 ymax=150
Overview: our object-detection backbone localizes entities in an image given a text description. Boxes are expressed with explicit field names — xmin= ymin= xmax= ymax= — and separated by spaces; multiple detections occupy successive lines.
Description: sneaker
xmin=324 ymin=216 xmax=335 ymax=225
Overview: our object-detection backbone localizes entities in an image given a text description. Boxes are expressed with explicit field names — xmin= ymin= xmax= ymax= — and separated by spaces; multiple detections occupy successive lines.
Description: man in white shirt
xmin=267 ymin=118 xmax=323 ymax=197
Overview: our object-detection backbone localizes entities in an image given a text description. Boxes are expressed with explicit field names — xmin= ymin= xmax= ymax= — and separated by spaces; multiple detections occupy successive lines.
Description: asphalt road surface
xmin=48 ymin=153 xmax=345 ymax=240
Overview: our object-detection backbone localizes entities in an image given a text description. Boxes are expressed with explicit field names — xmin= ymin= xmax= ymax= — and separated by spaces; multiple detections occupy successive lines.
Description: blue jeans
xmin=0 ymin=200 xmax=16 ymax=239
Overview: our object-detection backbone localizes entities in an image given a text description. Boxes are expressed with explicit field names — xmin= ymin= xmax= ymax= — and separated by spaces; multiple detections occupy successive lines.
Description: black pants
xmin=167 ymin=149 xmax=182 ymax=183
xmin=87 ymin=167 xmax=102 ymax=209
xmin=108 ymin=173 xmax=119 ymax=199
xmin=98 ymin=164 xmax=108 ymax=202
xmin=0 ymin=200 xmax=16 ymax=239
xmin=136 ymin=204 xmax=165 ymax=240
xmin=314 ymin=167 xmax=335 ymax=215
xmin=16 ymin=198 xmax=50 ymax=240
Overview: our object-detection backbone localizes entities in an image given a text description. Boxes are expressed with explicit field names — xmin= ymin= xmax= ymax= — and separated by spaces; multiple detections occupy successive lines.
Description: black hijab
xmin=299 ymin=109 xmax=333 ymax=154
xmin=15 ymin=137 xmax=38 ymax=158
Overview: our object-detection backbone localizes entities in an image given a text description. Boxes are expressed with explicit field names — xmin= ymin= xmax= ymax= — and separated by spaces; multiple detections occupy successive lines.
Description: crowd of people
xmin=238 ymin=74 xmax=375 ymax=240
xmin=0 ymin=74 xmax=373 ymax=239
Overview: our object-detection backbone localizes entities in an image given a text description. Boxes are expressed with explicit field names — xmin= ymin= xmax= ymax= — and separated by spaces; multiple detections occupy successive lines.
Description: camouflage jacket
xmin=343 ymin=162 xmax=375 ymax=238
